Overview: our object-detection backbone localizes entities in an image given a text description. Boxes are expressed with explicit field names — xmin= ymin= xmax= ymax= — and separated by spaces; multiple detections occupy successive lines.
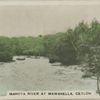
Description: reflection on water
xmin=0 ymin=56 xmax=97 ymax=95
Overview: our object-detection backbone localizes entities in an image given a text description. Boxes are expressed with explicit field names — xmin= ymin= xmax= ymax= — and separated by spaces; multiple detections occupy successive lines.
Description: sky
xmin=0 ymin=1 xmax=100 ymax=37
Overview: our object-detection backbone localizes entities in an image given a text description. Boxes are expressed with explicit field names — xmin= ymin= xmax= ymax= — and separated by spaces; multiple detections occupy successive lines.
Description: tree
xmin=82 ymin=45 xmax=100 ymax=94
xmin=0 ymin=37 xmax=14 ymax=62
xmin=53 ymin=37 xmax=78 ymax=65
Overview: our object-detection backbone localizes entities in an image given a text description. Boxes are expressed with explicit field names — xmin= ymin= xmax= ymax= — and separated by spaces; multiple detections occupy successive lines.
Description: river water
xmin=0 ymin=56 xmax=97 ymax=95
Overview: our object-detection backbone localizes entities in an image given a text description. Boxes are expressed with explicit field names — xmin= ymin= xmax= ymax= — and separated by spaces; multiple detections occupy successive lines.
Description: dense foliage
xmin=0 ymin=20 xmax=100 ymax=64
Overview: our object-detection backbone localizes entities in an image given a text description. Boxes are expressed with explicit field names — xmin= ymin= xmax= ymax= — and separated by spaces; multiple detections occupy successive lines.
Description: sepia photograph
xmin=0 ymin=0 xmax=100 ymax=99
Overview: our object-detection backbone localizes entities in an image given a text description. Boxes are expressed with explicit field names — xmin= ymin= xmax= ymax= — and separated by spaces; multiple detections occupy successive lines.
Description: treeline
xmin=0 ymin=20 xmax=100 ymax=65
xmin=43 ymin=20 xmax=100 ymax=65
xmin=0 ymin=36 xmax=45 ymax=62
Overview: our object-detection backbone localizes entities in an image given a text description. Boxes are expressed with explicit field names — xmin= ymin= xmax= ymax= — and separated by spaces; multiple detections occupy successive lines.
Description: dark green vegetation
xmin=0 ymin=19 xmax=100 ymax=93
xmin=0 ymin=20 xmax=100 ymax=64
xmin=0 ymin=37 xmax=14 ymax=62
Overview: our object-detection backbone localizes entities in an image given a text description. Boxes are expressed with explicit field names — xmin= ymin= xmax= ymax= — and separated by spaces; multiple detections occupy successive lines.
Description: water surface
xmin=0 ymin=56 xmax=96 ymax=95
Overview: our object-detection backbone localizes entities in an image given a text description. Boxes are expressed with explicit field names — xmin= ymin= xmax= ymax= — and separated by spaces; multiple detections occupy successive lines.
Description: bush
xmin=0 ymin=51 xmax=13 ymax=62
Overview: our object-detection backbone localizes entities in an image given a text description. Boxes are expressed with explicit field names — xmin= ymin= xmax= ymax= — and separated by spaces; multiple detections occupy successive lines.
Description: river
xmin=0 ymin=56 xmax=97 ymax=95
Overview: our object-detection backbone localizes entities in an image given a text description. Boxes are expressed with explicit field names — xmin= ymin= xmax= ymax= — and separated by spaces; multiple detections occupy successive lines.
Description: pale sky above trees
xmin=0 ymin=1 xmax=100 ymax=37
